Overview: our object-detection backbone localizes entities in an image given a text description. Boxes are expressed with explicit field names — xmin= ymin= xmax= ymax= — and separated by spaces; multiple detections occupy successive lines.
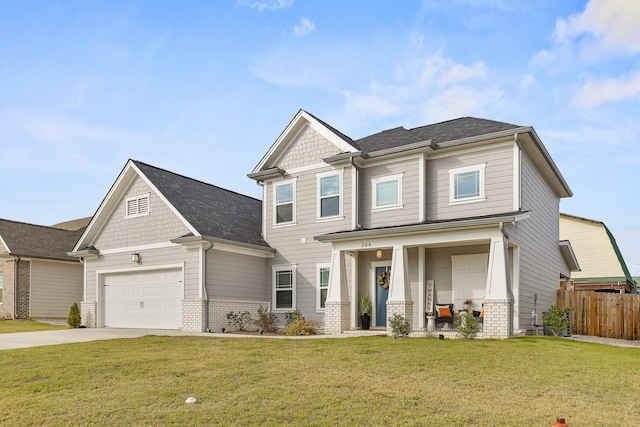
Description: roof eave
xmin=559 ymin=240 xmax=581 ymax=272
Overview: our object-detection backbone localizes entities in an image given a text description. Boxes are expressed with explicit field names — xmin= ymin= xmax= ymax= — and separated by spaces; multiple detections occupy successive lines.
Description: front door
xmin=375 ymin=265 xmax=391 ymax=327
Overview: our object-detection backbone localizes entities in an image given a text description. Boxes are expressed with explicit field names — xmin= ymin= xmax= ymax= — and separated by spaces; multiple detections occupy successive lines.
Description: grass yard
xmin=1 ymin=335 xmax=638 ymax=426
xmin=0 ymin=319 xmax=69 ymax=334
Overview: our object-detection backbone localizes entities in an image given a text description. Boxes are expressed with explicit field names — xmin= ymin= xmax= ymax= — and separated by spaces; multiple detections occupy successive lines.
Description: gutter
xmin=203 ymin=240 xmax=214 ymax=332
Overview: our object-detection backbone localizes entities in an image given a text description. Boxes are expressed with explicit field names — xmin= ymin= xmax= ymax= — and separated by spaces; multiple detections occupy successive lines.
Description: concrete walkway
xmin=0 ymin=328 xmax=386 ymax=350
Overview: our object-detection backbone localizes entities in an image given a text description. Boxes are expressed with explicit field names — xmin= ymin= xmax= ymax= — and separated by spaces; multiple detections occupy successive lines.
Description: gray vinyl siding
xmin=84 ymin=245 xmax=200 ymax=301
xmin=509 ymin=150 xmax=567 ymax=331
xmin=207 ymin=250 xmax=269 ymax=300
xmin=30 ymin=260 xmax=83 ymax=318
xmin=94 ymin=176 xmax=191 ymax=250
xmin=426 ymin=144 xmax=514 ymax=220
xmin=278 ymin=125 xmax=343 ymax=170
xmin=360 ymin=158 xmax=420 ymax=228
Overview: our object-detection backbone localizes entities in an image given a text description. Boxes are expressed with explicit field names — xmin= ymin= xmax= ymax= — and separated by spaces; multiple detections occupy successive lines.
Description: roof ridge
xmin=132 ymin=160 xmax=261 ymax=203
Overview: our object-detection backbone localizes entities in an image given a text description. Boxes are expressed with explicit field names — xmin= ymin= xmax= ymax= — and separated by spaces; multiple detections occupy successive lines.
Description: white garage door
xmin=103 ymin=268 xmax=182 ymax=329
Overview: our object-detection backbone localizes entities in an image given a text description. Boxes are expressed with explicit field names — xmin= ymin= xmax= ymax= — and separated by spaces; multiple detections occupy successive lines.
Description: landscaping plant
xmin=388 ymin=313 xmax=411 ymax=338
xmin=253 ymin=305 xmax=279 ymax=333
xmin=282 ymin=319 xmax=318 ymax=336
xmin=543 ymin=304 xmax=571 ymax=336
xmin=226 ymin=311 xmax=252 ymax=331
xmin=454 ymin=311 xmax=480 ymax=339
xmin=67 ymin=302 xmax=81 ymax=328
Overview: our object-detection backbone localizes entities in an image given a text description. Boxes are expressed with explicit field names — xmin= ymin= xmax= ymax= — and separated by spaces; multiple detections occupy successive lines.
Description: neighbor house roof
xmin=132 ymin=161 xmax=268 ymax=248
xmin=51 ymin=217 xmax=92 ymax=231
xmin=0 ymin=219 xmax=86 ymax=262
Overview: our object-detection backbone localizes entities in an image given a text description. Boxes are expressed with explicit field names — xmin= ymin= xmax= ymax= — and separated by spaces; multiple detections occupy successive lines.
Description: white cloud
xmin=420 ymin=54 xmax=487 ymax=87
xmin=553 ymin=0 xmax=640 ymax=59
xmin=237 ymin=0 xmax=293 ymax=12
xmin=294 ymin=17 xmax=315 ymax=37
xmin=572 ymin=71 xmax=640 ymax=107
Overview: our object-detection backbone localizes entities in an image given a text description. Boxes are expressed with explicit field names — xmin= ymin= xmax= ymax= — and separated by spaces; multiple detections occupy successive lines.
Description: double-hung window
xmin=274 ymin=181 xmax=295 ymax=225
xmin=317 ymin=264 xmax=330 ymax=310
xmin=317 ymin=171 xmax=341 ymax=219
xmin=372 ymin=173 xmax=403 ymax=210
xmin=125 ymin=194 xmax=150 ymax=218
xmin=273 ymin=266 xmax=296 ymax=310
xmin=449 ymin=164 xmax=486 ymax=204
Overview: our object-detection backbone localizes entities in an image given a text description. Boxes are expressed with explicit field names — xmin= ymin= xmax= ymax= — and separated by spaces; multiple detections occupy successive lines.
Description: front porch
xmin=319 ymin=220 xmax=519 ymax=339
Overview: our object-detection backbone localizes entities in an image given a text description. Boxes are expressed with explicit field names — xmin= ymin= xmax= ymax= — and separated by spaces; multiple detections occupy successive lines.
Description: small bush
xmin=67 ymin=302 xmax=81 ymax=328
xmin=226 ymin=311 xmax=252 ymax=331
xmin=254 ymin=305 xmax=279 ymax=333
xmin=284 ymin=309 xmax=304 ymax=326
xmin=282 ymin=319 xmax=318 ymax=336
xmin=543 ymin=304 xmax=571 ymax=336
xmin=388 ymin=313 xmax=411 ymax=338
xmin=455 ymin=311 xmax=479 ymax=339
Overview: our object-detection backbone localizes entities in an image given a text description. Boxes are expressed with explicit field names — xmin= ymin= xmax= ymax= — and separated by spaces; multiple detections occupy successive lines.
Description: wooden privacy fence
xmin=557 ymin=290 xmax=640 ymax=340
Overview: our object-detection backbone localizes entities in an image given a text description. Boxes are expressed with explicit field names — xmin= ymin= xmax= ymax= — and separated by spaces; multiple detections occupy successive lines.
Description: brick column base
xmin=325 ymin=301 xmax=350 ymax=334
xmin=482 ymin=299 xmax=511 ymax=339
xmin=386 ymin=300 xmax=414 ymax=335
xmin=182 ymin=299 xmax=206 ymax=332
xmin=81 ymin=301 xmax=97 ymax=328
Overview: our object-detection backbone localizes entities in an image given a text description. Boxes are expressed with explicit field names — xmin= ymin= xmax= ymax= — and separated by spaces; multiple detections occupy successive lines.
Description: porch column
xmin=325 ymin=249 xmax=350 ymax=334
xmin=387 ymin=245 xmax=414 ymax=333
xmin=484 ymin=236 xmax=512 ymax=339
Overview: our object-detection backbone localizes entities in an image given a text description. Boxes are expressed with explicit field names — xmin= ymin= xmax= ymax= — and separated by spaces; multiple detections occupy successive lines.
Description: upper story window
xmin=317 ymin=171 xmax=342 ymax=219
xmin=372 ymin=173 xmax=403 ymax=210
xmin=274 ymin=180 xmax=295 ymax=225
xmin=125 ymin=194 xmax=150 ymax=218
xmin=449 ymin=164 xmax=486 ymax=204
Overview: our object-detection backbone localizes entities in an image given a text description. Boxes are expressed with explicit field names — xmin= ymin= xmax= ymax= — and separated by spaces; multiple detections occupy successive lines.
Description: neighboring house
xmin=69 ymin=110 xmax=578 ymax=339
xmin=68 ymin=160 xmax=274 ymax=332
xmin=559 ymin=213 xmax=635 ymax=293
xmin=248 ymin=110 xmax=578 ymax=338
xmin=0 ymin=218 xmax=89 ymax=321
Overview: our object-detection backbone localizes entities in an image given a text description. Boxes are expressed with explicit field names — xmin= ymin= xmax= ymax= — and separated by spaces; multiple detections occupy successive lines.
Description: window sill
xmin=316 ymin=215 xmax=345 ymax=223
xmin=272 ymin=222 xmax=298 ymax=228
xmin=372 ymin=204 xmax=404 ymax=212
xmin=448 ymin=197 xmax=486 ymax=206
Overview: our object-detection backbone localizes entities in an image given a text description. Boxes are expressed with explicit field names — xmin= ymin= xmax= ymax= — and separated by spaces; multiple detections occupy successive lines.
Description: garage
xmin=102 ymin=268 xmax=183 ymax=329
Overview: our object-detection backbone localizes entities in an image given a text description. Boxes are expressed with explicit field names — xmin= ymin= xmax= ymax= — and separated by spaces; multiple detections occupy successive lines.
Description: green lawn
xmin=0 ymin=319 xmax=69 ymax=333
xmin=0 ymin=335 xmax=638 ymax=426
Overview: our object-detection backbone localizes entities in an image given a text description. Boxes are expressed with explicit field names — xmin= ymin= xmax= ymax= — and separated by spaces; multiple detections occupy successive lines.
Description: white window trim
xmin=316 ymin=170 xmax=344 ymax=221
xmin=449 ymin=164 xmax=486 ymax=205
xmin=272 ymin=264 xmax=296 ymax=312
xmin=272 ymin=179 xmax=297 ymax=227
xmin=371 ymin=173 xmax=403 ymax=211
xmin=316 ymin=263 xmax=330 ymax=312
xmin=125 ymin=194 xmax=150 ymax=218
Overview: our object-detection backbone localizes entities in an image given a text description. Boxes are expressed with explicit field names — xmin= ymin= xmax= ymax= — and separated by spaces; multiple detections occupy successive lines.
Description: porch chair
xmin=473 ymin=306 xmax=485 ymax=329
xmin=434 ymin=304 xmax=454 ymax=329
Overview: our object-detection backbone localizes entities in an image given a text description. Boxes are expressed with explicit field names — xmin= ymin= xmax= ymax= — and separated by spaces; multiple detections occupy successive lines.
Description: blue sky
xmin=2 ymin=0 xmax=639 ymax=275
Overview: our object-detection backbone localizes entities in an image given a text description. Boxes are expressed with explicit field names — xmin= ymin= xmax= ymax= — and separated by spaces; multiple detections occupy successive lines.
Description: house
xmin=69 ymin=110 xmax=577 ymax=339
xmin=559 ymin=213 xmax=635 ymax=293
xmin=248 ymin=110 xmax=578 ymax=338
xmin=0 ymin=217 xmax=89 ymax=322
xmin=68 ymin=160 xmax=274 ymax=332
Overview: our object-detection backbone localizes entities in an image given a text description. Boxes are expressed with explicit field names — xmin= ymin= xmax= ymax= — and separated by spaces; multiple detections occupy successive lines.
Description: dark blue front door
xmin=375 ymin=265 xmax=391 ymax=327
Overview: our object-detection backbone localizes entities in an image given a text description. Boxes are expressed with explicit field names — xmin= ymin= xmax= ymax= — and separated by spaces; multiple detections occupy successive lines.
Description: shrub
xmin=253 ymin=305 xmax=279 ymax=333
xmin=388 ymin=313 xmax=410 ymax=338
xmin=226 ymin=311 xmax=252 ymax=331
xmin=543 ymin=304 xmax=571 ymax=336
xmin=284 ymin=309 xmax=304 ymax=326
xmin=67 ymin=302 xmax=81 ymax=328
xmin=282 ymin=319 xmax=318 ymax=336
xmin=455 ymin=311 xmax=480 ymax=339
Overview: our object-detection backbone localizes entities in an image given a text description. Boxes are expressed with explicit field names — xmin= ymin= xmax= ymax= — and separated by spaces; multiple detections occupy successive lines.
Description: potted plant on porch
xmin=359 ymin=294 xmax=372 ymax=330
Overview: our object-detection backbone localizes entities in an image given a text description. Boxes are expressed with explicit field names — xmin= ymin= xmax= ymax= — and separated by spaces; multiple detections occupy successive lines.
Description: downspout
xmin=350 ymin=156 xmax=361 ymax=230
xmin=499 ymin=222 xmax=513 ymax=335
xmin=13 ymin=256 xmax=20 ymax=319
xmin=203 ymin=240 xmax=214 ymax=332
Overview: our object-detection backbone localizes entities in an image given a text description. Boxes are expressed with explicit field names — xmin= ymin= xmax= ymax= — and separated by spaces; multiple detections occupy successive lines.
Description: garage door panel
xmin=103 ymin=268 xmax=182 ymax=329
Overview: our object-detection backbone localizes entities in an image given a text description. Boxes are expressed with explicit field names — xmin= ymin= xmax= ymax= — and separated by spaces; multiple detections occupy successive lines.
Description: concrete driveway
xmin=0 ymin=328 xmax=193 ymax=350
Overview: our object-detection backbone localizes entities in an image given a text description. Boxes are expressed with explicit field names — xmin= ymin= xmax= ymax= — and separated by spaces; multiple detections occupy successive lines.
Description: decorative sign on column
xmin=425 ymin=279 xmax=435 ymax=314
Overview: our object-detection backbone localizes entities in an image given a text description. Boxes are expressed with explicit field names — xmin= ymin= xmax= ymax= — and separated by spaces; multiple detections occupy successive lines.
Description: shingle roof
xmin=353 ymin=117 xmax=521 ymax=152
xmin=51 ymin=217 xmax=92 ymax=231
xmin=0 ymin=219 xmax=85 ymax=261
xmin=132 ymin=161 xmax=269 ymax=248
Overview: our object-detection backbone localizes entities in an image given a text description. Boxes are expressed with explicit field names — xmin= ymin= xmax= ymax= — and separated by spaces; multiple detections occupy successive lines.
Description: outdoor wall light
xmin=131 ymin=253 xmax=140 ymax=263
xmin=376 ymin=249 xmax=382 ymax=259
